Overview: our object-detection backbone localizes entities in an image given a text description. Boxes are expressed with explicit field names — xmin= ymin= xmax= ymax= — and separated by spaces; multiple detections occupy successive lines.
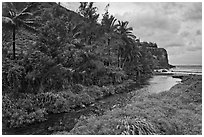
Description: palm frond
xmin=20 ymin=3 xmax=36 ymax=13
xmin=126 ymin=27 xmax=133 ymax=31
xmin=13 ymin=3 xmax=36 ymax=20
xmin=2 ymin=16 xmax=15 ymax=26
xmin=128 ymin=34 xmax=137 ymax=39
xmin=72 ymin=23 xmax=83 ymax=34
xmin=7 ymin=2 xmax=17 ymax=13
xmin=16 ymin=12 xmax=33 ymax=19
xmin=19 ymin=20 xmax=38 ymax=32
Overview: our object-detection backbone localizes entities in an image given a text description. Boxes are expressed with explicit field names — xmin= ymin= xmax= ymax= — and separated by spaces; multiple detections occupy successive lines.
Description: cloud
xmin=169 ymin=50 xmax=202 ymax=65
xmin=167 ymin=47 xmax=185 ymax=56
xmin=180 ymin=31 xmax=190 ymax=37
xmin=196 ymin=30 xmax=202 ymax=35
xmin=182 ymin=3 xmax=202 ymax=21
xmin=61 ymin=2 xmax=79 ymax=12
xmin=114 ymin=5 xmax=181 ymax=34
xmin=186 ymin=46 xmax=202 ymax=52
xmin=165 ymin=43 xmax=184 ymax=48
xmin=61 ymin=2 xmax=202 ymax=65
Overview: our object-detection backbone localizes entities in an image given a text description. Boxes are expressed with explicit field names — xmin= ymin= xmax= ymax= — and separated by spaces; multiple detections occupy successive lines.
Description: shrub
xmin=101 ymin=85 xmax=115 ymax=96
xmin=71 ymin=84 xmax=84 ymax=94
xmin=78 ymin=92 xmax=95 ymax=105
xmin=2 ymin=58 xmax=26 ymax=93
xmin=2 ymin=94 xmax=47 ymax=128
xmin=68 ymin=111 xmax=156 ymax=135
xmin=3 ymin=91 xmax=79 ymax=128
xmin=117 ymin=116 xmax=156 ymax=135
xmin=85 ymin=85 xmax=104 ymax=99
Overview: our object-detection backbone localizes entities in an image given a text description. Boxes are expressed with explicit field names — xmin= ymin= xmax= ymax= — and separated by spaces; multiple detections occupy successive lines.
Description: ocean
xmin=170 ymin=65 xmax=202 ymax=75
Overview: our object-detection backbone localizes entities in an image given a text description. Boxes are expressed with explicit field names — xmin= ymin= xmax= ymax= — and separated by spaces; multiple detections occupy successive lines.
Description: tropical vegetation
xmin=2 ymin=2 xmax=180 ymax=135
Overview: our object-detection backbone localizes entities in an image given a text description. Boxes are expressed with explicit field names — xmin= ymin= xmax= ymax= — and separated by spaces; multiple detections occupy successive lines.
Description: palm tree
xmin=78 ymin=2 xmax=99 ymax=23
xmin=116 ymin=21 xmax=136 ymax=40
xmin=77 ymin=2 xmax=100 ymax=45
xmin=2 ymin=2 xmax=38 ymax=60
xmin=101 ymin=11 xmax=118 ymax=66
xmin=116 ymin=21 xmax=136 ymax=68
xmin=101 ymin=11 xmax=117 ymax=33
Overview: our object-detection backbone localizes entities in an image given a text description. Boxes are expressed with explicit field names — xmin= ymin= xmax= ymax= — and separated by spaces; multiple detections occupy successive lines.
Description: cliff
xmin=146 ymin=46 xmax=174 ymax=69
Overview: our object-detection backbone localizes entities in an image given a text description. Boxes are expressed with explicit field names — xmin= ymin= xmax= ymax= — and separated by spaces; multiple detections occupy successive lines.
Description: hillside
xmin=2 ymin=2 xmax=175 ymax=135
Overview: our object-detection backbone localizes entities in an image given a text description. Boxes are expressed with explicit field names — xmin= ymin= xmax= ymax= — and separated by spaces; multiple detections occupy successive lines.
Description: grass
xmin=56 ymin=114 xmax=156 ymax=135
xmin=59 ymin=75 xmax=202 ymax=135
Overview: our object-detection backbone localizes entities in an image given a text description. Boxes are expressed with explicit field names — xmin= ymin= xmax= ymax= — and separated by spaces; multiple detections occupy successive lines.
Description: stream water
xmin=146 ymin=75 xmax=182 ymax=93
xmin=3 ymin=75 xmax=181 ymax=135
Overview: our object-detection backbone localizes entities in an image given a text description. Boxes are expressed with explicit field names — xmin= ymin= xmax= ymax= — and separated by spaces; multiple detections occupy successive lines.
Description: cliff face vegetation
xmin=2 ymin=2 xmax=173 ymax=134
xmin=150 ymin=48 xmax=170 ymax=69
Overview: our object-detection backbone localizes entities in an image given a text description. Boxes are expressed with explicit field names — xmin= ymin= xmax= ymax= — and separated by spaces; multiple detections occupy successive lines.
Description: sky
xmin=61 ymin=2 xmax=202 ymax=65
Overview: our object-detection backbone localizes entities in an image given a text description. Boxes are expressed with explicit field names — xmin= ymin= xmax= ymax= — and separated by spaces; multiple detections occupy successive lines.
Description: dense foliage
xmin=2 ymin=2 xmax=162 ymax=131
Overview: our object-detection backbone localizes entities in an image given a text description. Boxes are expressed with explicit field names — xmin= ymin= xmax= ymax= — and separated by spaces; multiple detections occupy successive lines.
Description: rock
xmin=172 ymin=75 xmax=184 ymax=79
xmin=162 ymin=69 xmax=168 ymax=72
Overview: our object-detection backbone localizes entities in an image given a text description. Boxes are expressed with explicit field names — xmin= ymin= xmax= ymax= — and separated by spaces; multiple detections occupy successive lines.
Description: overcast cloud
xmin=62 ymin=2 xmax=202 ymax=65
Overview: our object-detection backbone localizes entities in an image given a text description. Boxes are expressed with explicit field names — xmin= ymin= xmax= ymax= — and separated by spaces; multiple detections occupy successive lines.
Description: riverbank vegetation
xmin=59 ymin=75 xmax=201 ymax=135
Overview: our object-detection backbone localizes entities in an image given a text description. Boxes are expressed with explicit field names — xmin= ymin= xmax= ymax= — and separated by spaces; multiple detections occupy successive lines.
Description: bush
xmin=68 ymin=110 xmax=156 ymax=135
xmin=2 ymin=58 xmax=26 ymax=93
xmin=101 ymin=85 xmax=115 ymax=96
xmin=71 ymin=84 xmax=84 ymax=94
xmin=3 ymin=91 xmax=83 ymax=128
xmin=85 ymin=85 xmax=104 ymax=99
xmin=2 ymin=94 xmax=47 ymax=128
xmin=78 ymin=92 xmax=95 ymax=105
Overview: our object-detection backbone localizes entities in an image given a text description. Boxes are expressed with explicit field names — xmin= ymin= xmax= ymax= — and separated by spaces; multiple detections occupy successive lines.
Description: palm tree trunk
xmin=108 ymin=38 xmax=110 ymax=66
xmin=12 ymin=26 xmax=16 ymax=60
xmin=117 ymin=48 xmax=120 ymax=68
xmin=122 ymin=57 xmax=127 ymax=69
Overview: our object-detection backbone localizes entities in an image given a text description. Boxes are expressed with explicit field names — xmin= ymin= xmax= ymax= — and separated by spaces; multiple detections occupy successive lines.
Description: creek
xmin=3 ymin=75 xmax=181 ymax=135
